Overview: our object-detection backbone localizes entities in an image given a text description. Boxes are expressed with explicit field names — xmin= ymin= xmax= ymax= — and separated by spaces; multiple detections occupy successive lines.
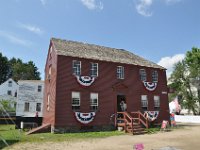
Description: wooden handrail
xmin=131 ymin=111 xmax=148 ymax=128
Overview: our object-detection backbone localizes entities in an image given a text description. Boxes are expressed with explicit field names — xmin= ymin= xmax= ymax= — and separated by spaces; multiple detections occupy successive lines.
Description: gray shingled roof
xmin=51 ymin=38 xmax=165 ymax=69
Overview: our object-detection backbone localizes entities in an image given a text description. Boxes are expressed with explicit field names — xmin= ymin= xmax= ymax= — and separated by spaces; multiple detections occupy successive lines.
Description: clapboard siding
xmin=42 ymin=42 xmax=57 ymax=126
xmin=51 ymin=56 xmax=169 ymax=127
xmin=42 ymin=39 xmax=169 ymax=129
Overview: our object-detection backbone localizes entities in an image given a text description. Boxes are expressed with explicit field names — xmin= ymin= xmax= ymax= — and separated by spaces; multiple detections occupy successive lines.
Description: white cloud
xmin=40 ymin=0 xmax=47 ymax=5
xmin=165 ymin=0 xmax=182 ymax=5
xmin=157 ymin=54 xmax=185 ymax=78
xmin=81 ymin=0 xmax=103 ymax=10
xmin=135 ymin=0 xmax=153 ymax=17
xmin=135 ymin=0 xmax=182 ymax=17
xmin=18 ymin=22 xmax=44 ymax=35
xmin=0 ymin=31 xmax=32 ymax=47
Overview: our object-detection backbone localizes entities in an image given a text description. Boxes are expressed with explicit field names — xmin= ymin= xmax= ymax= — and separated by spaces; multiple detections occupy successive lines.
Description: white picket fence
xmin=175 ymin=115 xmax=200 ymax=123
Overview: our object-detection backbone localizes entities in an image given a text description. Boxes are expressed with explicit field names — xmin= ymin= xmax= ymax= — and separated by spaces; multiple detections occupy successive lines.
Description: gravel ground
xmin=6 ymin=123 xmax=200 ymax=150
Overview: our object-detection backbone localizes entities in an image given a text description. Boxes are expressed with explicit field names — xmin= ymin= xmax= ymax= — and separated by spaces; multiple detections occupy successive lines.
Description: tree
xmin=0 ymin=52 xmax=41 ymax=82
xmin=11 ymin=60 xmax=41 ymax=81
xmin=0 ymin=52 xmax=9 ymax=84
xmin=169 ymin=47 xmax=200 ymax=115
xmin=185 ymin=48 xmax=200 ymax=114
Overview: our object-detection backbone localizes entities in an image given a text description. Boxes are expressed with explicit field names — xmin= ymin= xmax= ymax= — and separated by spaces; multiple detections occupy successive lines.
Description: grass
xmin=0 ymin=125 xmax=124 ymax=149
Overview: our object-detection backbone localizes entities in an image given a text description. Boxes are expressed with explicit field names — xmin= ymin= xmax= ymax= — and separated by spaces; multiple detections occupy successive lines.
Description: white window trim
xmin=72 ymin=92 xmax=81 ymax=106
xmin=24 ymin=102 xmax=30 ymax=112
xmin=90 ymin=93 xmax=98 ymax=106
xmin=117 ymin=66 xmax=124 ymax=79
xmin=141 ymin=95 xmax=148 ymax=107
xmin=140 ymin=69 xmax=147 ymax=81
xmin=72 ymin=60 xmax=81 ymax=76
xmin=152 ymin=70 xmax=158 ymax=82
xmin=154 ymin=95 xmax=160 ymax=107
xmin=90 ymin=63 xmax=98 ymax=77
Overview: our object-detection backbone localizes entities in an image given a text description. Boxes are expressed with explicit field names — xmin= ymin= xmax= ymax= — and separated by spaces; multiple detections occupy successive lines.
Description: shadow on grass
xmin=0 ymin=140 xmax=19 ymax=149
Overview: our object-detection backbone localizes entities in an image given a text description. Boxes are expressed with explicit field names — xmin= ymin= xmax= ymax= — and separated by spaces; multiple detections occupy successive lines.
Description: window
xmin=72 ymin=60 xmax=81 ymax=76
xmin=90 ymin=93 xmax=98 ymax=111
xmin=117 ymin=66 xmax=124 ymax=79
xmin=72 ymin=92 xmax=80 ymax=110
xmin=38 ymin=85 xmax=42 ymax=92
xmin=154 ymin=96 xmax=160 ymax=108
xmin=141 ymin=95 xmax=148 ymax=110
xmin=140 ymin=69 xmax=147 ymax=81
xmin=152 ymin=70 xmax=158 ymax=82
xmin=14 ymin=92 xmax=17 ymax=97
xmin=36 ymin=103 xmax=41 ymax=112
xmin=24 ymin=102 xmax=30 ymax=112
xmin=49 ymin=46 xmax=53 ymax=59
xmin=7 ymin=90 xmax=12 ymax=96
xmin=49 ymin=66 xmax=52 ymax=75
xmin=90 ymin=63 xmax=98 ymax=77
xmin=8 ymin=81 xmax=12 ymax=87
xmin=47 ymin=94 xmax=50 ymax=111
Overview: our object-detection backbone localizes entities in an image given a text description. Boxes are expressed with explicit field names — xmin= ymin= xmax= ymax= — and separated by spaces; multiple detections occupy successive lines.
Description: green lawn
xmin=0 ymin=125 xmax=124 ymax=149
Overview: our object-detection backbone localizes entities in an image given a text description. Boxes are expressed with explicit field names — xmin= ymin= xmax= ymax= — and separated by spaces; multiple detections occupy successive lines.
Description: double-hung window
xmin=72 ymin=92 xmax=80 ymax=110
xmin=24 ymin=102 xmax=30 ymax=112
xmin=73 ymin=60 xmax=81 ymax=76
xmin=154 ymin=96 xmax=160 ymax=109
xmin=36 ymin=103 xmax=42 ymax=112
xmin=141 ymin=95 xmax=148 ymax=110
xmin=38 ymin=85 xmax=42 ymax=92
xmin=140 ymin=69 xmax=146 ymax=81
xmin=117 ymin=66 xmax=124 ymax=79
xmin=90 ymin=63 xmax=98 ymax=77
xmin=152 ymin=70 xmax=158 ymax=82
xmin=90 ymin=93 xmax=98 ymax=111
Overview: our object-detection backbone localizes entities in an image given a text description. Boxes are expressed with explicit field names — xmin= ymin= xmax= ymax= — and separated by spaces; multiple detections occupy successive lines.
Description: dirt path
xmin=7 ymin=123 xmax=200 ymax=150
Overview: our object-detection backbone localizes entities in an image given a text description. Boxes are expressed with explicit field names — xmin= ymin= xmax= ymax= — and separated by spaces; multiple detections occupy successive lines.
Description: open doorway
xmin=117 ymin=94 xmax=126 ymax=112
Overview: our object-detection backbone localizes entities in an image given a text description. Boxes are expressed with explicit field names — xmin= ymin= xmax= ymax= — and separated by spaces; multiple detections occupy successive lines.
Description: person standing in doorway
xmin=120 ymin=101 xmax=127 ymax=111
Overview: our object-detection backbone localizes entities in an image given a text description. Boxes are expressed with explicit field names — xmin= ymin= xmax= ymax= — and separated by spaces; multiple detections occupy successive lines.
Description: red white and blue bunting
xmin=144 ymin=111 xmax=159 ymax=122
xmin=75 ymin=112 xmax=96 ymax=124
xmin=76 ymin=76 xmax=95 ymax=87
xmin=143 ymin=81 xmax=157 ymax=91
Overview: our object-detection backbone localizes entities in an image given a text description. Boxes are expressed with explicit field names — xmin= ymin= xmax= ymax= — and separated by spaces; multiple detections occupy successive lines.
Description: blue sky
xmin=0 ymin=0 xmax=200 ymax=79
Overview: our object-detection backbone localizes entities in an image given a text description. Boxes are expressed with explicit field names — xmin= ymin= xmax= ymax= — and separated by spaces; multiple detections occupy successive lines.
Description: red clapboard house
xmin=42 ymin=38 xmax=170 ymax=133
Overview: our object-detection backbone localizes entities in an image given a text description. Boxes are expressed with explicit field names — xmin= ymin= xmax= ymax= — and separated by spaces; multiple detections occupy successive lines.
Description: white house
xmin=16 ymin=80 xmax=44 ymax=117
xmin=0 ymin=78 xmax=18 ymax=108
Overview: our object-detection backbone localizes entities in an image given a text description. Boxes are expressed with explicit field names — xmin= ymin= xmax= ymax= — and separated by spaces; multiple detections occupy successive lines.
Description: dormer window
xmin=140 ymin=69 xmax=146 ymax=81
xmin=73 ymin=60 xmax=81 ymax=76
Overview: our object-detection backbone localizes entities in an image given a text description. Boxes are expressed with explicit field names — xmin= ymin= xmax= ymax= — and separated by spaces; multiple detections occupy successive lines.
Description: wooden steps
xmin=116 ymin=111 xmax=148 ymax=135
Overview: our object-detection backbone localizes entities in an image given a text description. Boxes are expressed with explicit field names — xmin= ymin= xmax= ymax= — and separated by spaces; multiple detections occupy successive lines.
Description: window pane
xmin=73 ymin=60 xmax=81 ymax=76
xmin=90 ymin=93 xmax=98 ymax=111
xmin=90 ymin=63 xmax=98 ymax=77
xmin=141 ymin=95 xmax=148 ymax=107
xmin=117 ymin=66 xmax=124 ymax=79
xmin=38 ymin=86 xmax=42 ymax=92
xmin=152 ymin=70 xmax=158 ymax=82
xmin=140 ymin=69 xmax=146 ymax=81
xmin=154 ymin=96 xmax=160 ymax=107
xmin=72 ymin=92 xmax=80 ymax=106
xmin=36 ymin=103 xmax=41 ymax=112
xmin=24 ymin=102 xmax=29 ymax=112
xmin=8 ymin=81 xmax=12 ymax=87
